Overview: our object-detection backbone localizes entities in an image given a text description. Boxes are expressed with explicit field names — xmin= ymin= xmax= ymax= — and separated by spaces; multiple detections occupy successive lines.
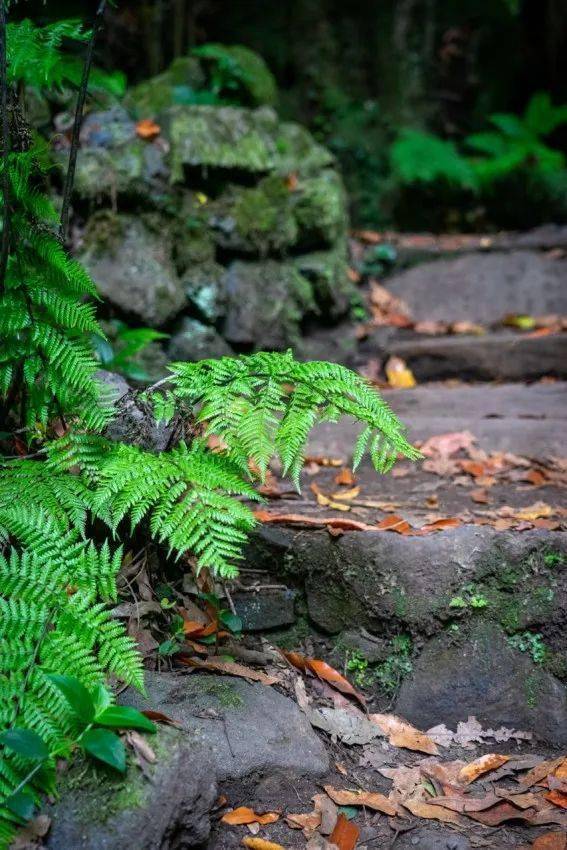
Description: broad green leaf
xmin=81 ymin=728 xmax=126 ymax=773
xmin=219 ymin=609 xmax=242 ymax=634
xmin=0 ymin=728 xmax=49 ymax=761
xmin=92 ymin=683 xmax=113 ymax=717
xmin=6 ymin=790 xmax=36 ymax=821
xmin=48 ymin=674 xmax=95 ymax=724
xmin=95 ymin=706 xmax=156 ymax=733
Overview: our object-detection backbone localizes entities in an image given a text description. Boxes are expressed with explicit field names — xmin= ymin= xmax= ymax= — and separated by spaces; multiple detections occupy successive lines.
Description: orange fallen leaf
xmin=420 ymin=431 xmax=476 ymax=458
xmin=324 ymin=785 xmax=396 ymax=816
xmin=458 ymin=753 xmax=510 ymax=784
xmin=532 ymin=831 xmax=567 ymax=850
xmin=222 ymin=807 xmax=280 ymax=826
xmin=304 ymin=455 xmax=344 ymax=467
xmin=177 ymin=656 xmax=279 ymax=686
xmin=314 ymin=489 xmax=351 ymax=511
xmin=460 ymin=460 xmax=486 ymax=478
xmin=385 ymin=356 xmax=417 ymax=388
xmin=402 ymin=796 xmax=464 ymax=826
xmin=555 ymin=760 xmax=567 ymax=781
xmin=285 ymin=812 xmax=321 ymax=834
xmin=526 ymin=469 xmax=547 ymax=486
xmin=242 ymin=838 xmax=285 ymax=850
xmin=331 ymin=486 xmax=361 ymax=502
xmin=313 ymin=793 xmax=338 ymax=835
xmin=505 ymin=501 xmax=554 ymax=522
xmin=368 ymin=714 xmax=438 ymax=754
xmin=467 ymin=800 xmax=539 ymax=827
xmin=308 ymin=659 xmax=366 ymax=708
xmin=471 ymin=488 xmax=489 ymax=504
xmin=182 ymin=619 xmax=208 ymax=636
xmin=421 ymin=517 xmax=462 ymax=532
xmin=141 ymin=709 xmax=181 ymax=727
xmin=329 ymin=813 xmax=359 ymax=850
xmin=376 ymin=515 xmax=412 ymax=534
xmin=136 ymin=118 xmax=161 ymax=139
xmin=335 ymin=468 xmax=356 ymax=486
xmin=546 ymin=789 xmax=567 ymax=809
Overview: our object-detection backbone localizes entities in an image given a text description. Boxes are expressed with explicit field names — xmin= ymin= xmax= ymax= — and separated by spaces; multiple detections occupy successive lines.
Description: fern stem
xmin=59 ymin=0 xmax=107 ymax=241
xmin=0 ymin=0 xmax=10 ymax=293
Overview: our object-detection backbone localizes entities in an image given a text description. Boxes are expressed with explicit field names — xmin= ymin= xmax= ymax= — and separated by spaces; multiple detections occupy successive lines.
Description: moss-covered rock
xmin=181 ymin=261 xmax=227 ymax=324
xmin=168 ymin=317 xmax=233 ymax=361
xmin=125 ymin=56 xmax=206 ymax=118
xmin=294 ymin=246 xmax=352 ymax=318
xmin=80 ymin=212 xmax=186 ymax=326
xmin=192 ymin=43 xmax=278 ymax=107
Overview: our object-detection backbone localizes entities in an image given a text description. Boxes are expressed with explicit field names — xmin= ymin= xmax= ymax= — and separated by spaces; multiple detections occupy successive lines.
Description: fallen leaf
xmin=304 ymin=455 xmax=344 ymax=467
xmin=309 ymin=659 xmax=366 ymax=708
xmin=402 ymin=795 xmax=464 ymax=825
xmin=314 ymin=489 xmax=352 ymax=511
xmin=556 ymin=761 xmax=567 ymax=782
xmin=331 ymin=486 xmax=361 ymax=502
xmin=222 ymin=807 xmax=280 ymax=826
xmin=285 ymin=811 xmax=321 ymax=834
xmin=521 ymin=758 xmax=566 ymax=789
xmin=141 ymin=709 xmax=181 ymax=727
xmin=451 ymin=320 xmax=484 ymax=335
xmin=324 ymin=785 xmax=397 ymax=816
xmin=177 ymin=656 xmax=279 ymax=686
xmin=526 ymin=469 xmax=547 ymax=486
xmin=420 ymin=431 xmax=476 ymax=458
xmin=136 ymin=118 xmax=161 ymax=139
xmin=253 ymin=510 xmax=376 ymax=532
xmin=500 ymin=501 xmax=554 ymax=522
xmin=242 ymin=839 xmax=285 ymax=850
xmin=125 ymin=729 xmax=156 ymax=764
xmin=329 ymin=813 xmax=359 ymax=850
xmin=376 ymin=515 xmax=412 ymax=534
xmin=546 ymin=790 xmax=567 ymax=809
xmin=335 ymin=468 xmax=356 ymax=486
xmin=369 ymin=714 xmax=438 ymax=755
xmin=471 ymin=488 xmax=489 ymax=504
xmin=307 ymin=705 xmax=381 ymax=745
xmin=313 ymin=793 xmax=339 ymax=835
xmin=385 ymin=356 xmax=417 ymax=388
xmin=421 ymin=517 xmax=462 ymax=532
xmin=379 ymin=766 xmax=422 ymax=801
xmin=532 ymin=832 xmax=567 ymax=850
xmin=458 ymin=753 xmax=510 ymax=784
xmin=467 ymin=801 xmax=538 ymax=826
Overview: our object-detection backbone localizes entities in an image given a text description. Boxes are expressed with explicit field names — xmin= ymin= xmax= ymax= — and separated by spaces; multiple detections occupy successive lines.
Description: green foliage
xmin=192 ymin=43 xmax=277 ymax=107
xmin=92 ymin=322 xmax=168 ymax=382
xmin=390 ymin=93 xmax=567 ymax=194
xmin=508 ymin=631 xmax=547 ymax=664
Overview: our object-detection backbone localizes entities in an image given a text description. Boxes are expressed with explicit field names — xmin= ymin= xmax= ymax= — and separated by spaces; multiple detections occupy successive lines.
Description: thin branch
xmin=0 ymin=0 xmax=10 ymax=292
xmin=59 ymin=0 xmax=107 ymax=241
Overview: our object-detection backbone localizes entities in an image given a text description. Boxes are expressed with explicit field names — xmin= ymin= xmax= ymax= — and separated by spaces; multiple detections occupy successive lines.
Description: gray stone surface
xmin=99 ymin=370 xmax=176 ymax=452
xmin=395 ymin=621 xmax=567 ymax=745
xmin=46 ymin=726 xmax=217 ymax=850
xmin=80 ymin=214 xmax=186 ymax=327
xmin=168 ymin=317 xmax=233 ymax=362
xmin=121 ymin=672 xmax=329 ymax=780
xmin=385 ymin=250 xmax=567 ymax=324
xmin=380 ymin=330 xmax=567 ymax=381
xmin=233 ymin=588 xmax=296 ymax=631
xmin=310 ymin=381 xmax=567 ymax=457
xmin=394 ymin=827 xmax=471 ymax=850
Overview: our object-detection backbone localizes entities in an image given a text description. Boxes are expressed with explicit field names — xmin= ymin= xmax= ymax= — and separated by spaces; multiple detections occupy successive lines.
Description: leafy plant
xmin=0 ymin=10 xmax=419 ymax=845
xmin=91 ymin=322 xmax=168 ymax=382
xmin=192 ymin=43 xmax=277 ymax=107
xmin=508 ymin=631 xmax=547 ymax=665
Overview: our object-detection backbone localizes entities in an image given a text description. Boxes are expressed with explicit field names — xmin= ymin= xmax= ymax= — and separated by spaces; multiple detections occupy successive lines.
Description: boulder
xmin=233 ymin=588 xmax=297 ymax=631
xmin=181 ymin=261 xmax=227 ymax=325
xmin=80 ymin=212 xmax=186 ymax=326
xmin=384 ymin=250 xmax=567 ymax=324
xmin=99 ymin=371 xmax=177 ymax=452
xmin=295 ymin=247 xmax=352 ymax=318
xmin=46 ymin=726 xmax=217 ymax=850
xmin=395 ymin=621 xmax=567 ymax=745
xmin=168 ymin=317 xmax=233 ymax=361
xmin=121 ymin=671 xmax=329 ymax=780
xmin=222 ymin=259 xmax=315 ymax=349
xmin=125 ymin=56 xmax=206 ymax=118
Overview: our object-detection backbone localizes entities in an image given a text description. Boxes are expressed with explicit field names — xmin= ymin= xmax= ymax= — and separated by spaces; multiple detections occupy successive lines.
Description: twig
xmin=59 ymin=0 xmax=107 ymax=241
xmin=0 ymin=0 xmax=10 ymax=293
xmin=222 ymin=581 xmax=237 ymax=615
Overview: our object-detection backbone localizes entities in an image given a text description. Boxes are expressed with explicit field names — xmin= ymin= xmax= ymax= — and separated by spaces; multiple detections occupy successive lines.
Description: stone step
xmin=364 ymin=329 xmax=567 ymax=382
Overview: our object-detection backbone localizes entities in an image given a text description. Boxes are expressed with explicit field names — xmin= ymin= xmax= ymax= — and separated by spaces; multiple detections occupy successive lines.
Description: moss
xmin=231 ymin=175 xmax=298 ymax=254
xmin=58 ymin=757 xmax=148 ymax=825
xmin=82 ymin=210 xmax=125 ymax=255
xmin=193 ymin=44 xmax=277 ymax=107
xmin=126 ymin=57 xmax=205 ymax=118
xmin=270 ymin=615 xmax=312 ymax=650
xmin=203 ymin=680 xmax=244 ymax=708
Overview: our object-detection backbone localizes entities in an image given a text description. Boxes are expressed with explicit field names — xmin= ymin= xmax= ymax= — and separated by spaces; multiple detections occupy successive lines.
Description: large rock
xmin=222 ymin=259 xmax=315 ymax=349
xmin=168 ymin=317 xmax=233 ymax=361
xmin=80 ymin=213 xmax=186 ymax=326
xmin=385 ymin=250 xmax=567 ymax=324
xmin=395 ymin=621 xmax=567 ymax=745
xmin=121 ymin=672 xmax=329 ymax=780
xmin=99 ymin=371 xmax=177 ymax=452
xmin=46 ymin=726 xmax=217 ymax=850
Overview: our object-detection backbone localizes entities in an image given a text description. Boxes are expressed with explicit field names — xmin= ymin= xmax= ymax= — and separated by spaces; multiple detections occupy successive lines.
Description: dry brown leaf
xmin=521 ymin=758 xmax=566 ymax=789
xmin=451 ymin=320 xmax=484 ymax=335
xmin=402 ymin=796 xmax=464 ymax=826
xmin=335 ymin=762 xmax=348 ymax=776
xmin=555 ymin=761 xmax=567 ymax=782
xmin=467 ymin=801 xmax=540 ymax=827
xmin=331 ymin=486 xmax=361 ymax=502
xmin=458 ymin=753 xmax=510 ymax=784
xmin=546 ymin=790 xmax=567 ymax=809
xmin=253 ymin=510 xmax=375 ymax=532
xmin=471 ymin=488 xmax=489 ymax=504
xmin=222 ymin=807 xmax=280 ymax=826
xmin=313 ymin=793 xmax=339 ymax=835
xmin=421 ymin=517 xmax=462 ymax=532
xmin=125 ymin=729 xmax=156 ymax=764
xmin=532 ymin=832 xmax=567 ymax=850
xmin=242 ymin=839 xmax=285 ymax=850
xmin=141 ymin=709 xmax=181 ymax=727
xmin=335 ymin=468 xmax=356 ymax=486
xmin=178 ymin=656 xmax=279 ymax=686
xmin=324 ymin=785 xmax=397 ymax=816
xmin=329 ymin=813 xmax=359 ymax=850
xmin=379 ymin=765 xmax=422 ymax=801
xmin=285 ymin=812 xmax=321 ymax=834
xmin=420 ymin=431 xmax=476 ymax=458
xmin=368 ymin=714 xmax=438 ymax=755
xmin=314 ymin=490 xmax=352 ymax=511
xmin=309 ymin=659 xmax=366 ymax=707
xmin=385 ymin=356 xmax=417 ymax=388
xmin=376 ymin=515 xmax=412 ymax=534
xmin=304 ymin=455 xmax=344 ymax=467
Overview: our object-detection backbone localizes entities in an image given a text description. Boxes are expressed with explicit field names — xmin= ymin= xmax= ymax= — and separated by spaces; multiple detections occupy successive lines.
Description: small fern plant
xmin=0 ymin=9 xmax=419 ymax=847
